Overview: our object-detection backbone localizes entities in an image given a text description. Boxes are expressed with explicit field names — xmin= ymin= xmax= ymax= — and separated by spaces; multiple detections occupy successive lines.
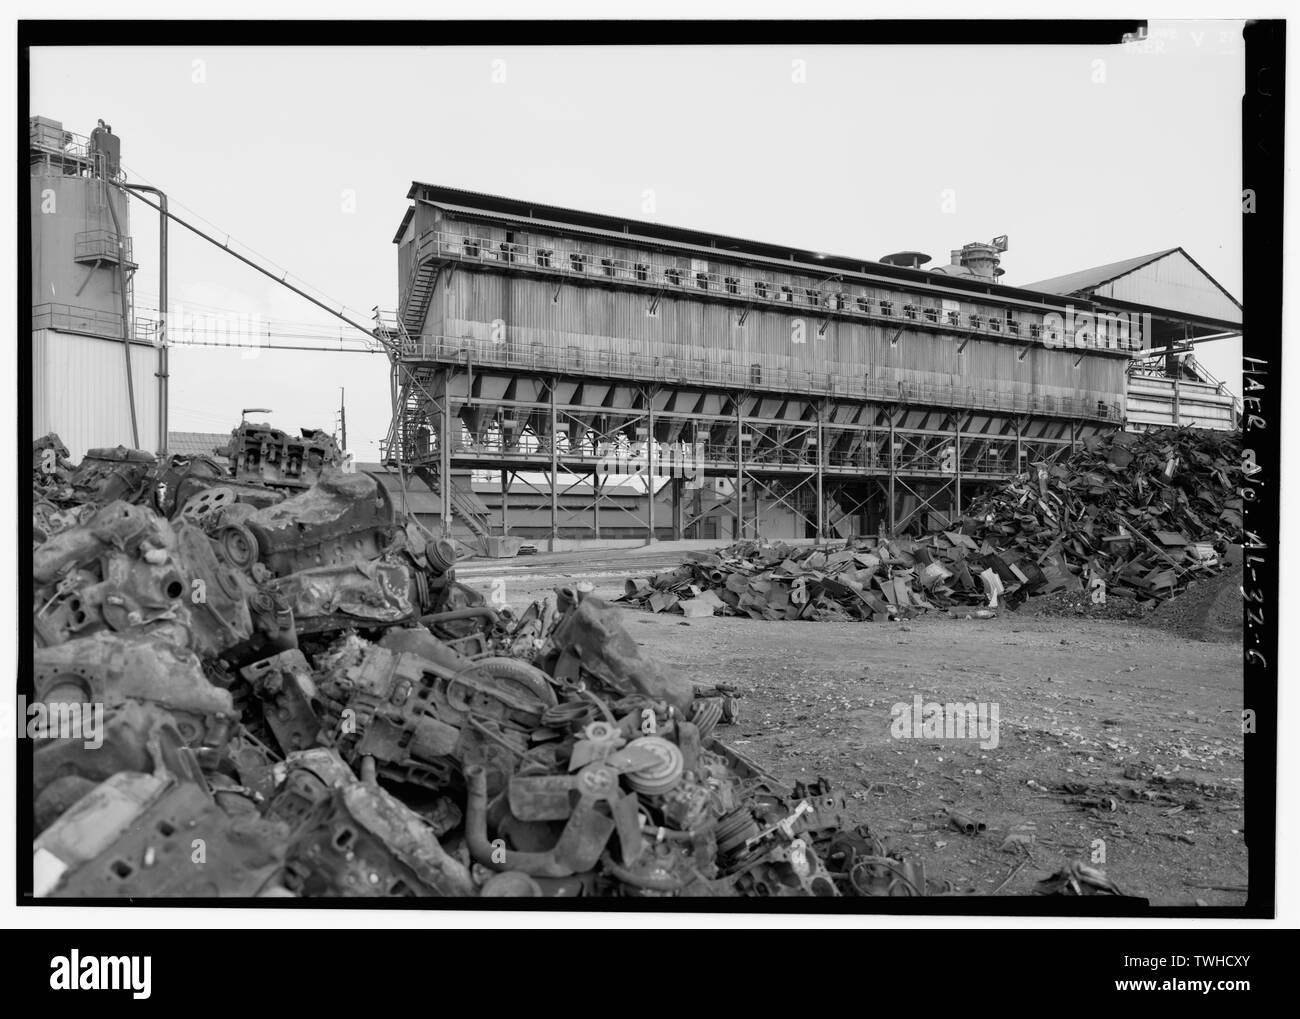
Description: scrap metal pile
xmin=621 ymin=428 xmax=1244 ymax=621
xmin=29 ymin=426 xmax=922 ymax=898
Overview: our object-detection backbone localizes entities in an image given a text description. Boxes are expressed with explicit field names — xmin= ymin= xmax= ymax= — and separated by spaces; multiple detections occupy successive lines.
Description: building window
xmin=498 ymin=242 xmax=517 ymax=263
xmin=463 ymin=237 xmax=481 ymax=257
xmin=569 ymin=253 xmax=586 ymax=273
xmin=754 ymin=281 xmax=769 ymax=299
xmin=834 ymin=292 xmax=846 ymax=311
xmin=805 ymin=288 xmax=821 ymax=307
xmin=634 ymin=263 xmax=649 ymax=281
xmin=780 ymin=285 xmax=794 ymax=303
xmin=947 ymin=310 xmax=961 ymax=326
xmin=664 ymin=267 xmax=683 ymax=286
xmin=989 ymin=316 xmax=1001 ymax=332
xmin=725 ymin=276 xmax=740 ymax=294
xmin=856 ymin=296 xmax=871 ymax=314
xmin=969 ymin=313 xmax=982 ymax=329
xmin=923 ymin=306 xmax=939 ymax=323
xmin=696 ymin=272 xmax=710 ymax=290
xmin=536 ymin=249 xmax=553 ymax=268
xmin=601 ymin=258 xmax=616 ymax=277
xmin=1029 ymin=323 xmax=1042 ymax=340
xmin=903 ymin=303 xmax=918 ymax=320
xmin=879 ymin=300 xmax=893 ymax=316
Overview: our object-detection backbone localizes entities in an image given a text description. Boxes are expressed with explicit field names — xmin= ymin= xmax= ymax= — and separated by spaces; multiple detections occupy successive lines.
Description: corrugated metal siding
xmin=33 ymin=329 xmax=161 ymax=461
xmin=1126 ymin=377 xmax=1237 ymax=430
xmin=436 ymin=272 xmax=1127 ymax=406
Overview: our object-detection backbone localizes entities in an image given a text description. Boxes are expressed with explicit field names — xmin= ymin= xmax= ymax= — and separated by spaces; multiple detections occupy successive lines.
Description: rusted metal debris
xmin=30 ymin=429 xmax=923 ymax=899
xmin=1033 ymin=861 xmax=1127 ymax=896
xmin=622 ymin=428 xmax=1244 ymax=621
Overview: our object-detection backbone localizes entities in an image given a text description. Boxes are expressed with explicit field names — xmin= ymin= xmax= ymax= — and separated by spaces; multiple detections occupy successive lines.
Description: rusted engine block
xmin=69 ymin=446 xmax=157 ymax=506
xmin=264 ymin=748 xmax=473 ymax=897
xmin=32 ymin=500 xmax=293 ymax=663
xmin=312 ymin=642 xmax=556 ymax=791
xmin=224 ymin=422 xmax=343 ymax=490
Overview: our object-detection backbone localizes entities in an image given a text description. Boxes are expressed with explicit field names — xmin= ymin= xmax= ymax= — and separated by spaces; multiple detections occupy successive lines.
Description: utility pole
xmin=338 ymin=387 xmax=347 ymax=451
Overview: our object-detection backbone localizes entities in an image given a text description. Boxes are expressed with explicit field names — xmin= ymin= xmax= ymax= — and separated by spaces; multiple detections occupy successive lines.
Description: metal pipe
xmin=125 ymin=183 xmax=168 ymax=453
xmin=103 ymin=182 xmax=139 ymax=449
xmin=464 ymin=764 xmax=574 ymax=878
xmin=115 ymin=182 xmax=386 ymax=351
xmin=418 ymin=606 xmax=499 ymax=628
xmin=600 ymin=852 xmax=688 ymax=892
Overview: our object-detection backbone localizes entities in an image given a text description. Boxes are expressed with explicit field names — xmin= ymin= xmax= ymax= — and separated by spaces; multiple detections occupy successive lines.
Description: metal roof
xmin=166 ymin=431 xmax=229 ymax=458
xmin=1023 ymin=246 xmax=1242 ymax=326
xmin=1022 ymin=249 xmax=1181 ymax=296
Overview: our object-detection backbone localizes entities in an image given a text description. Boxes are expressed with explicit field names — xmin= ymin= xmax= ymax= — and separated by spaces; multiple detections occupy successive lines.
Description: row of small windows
xmin=460 ymin=236 xmax=1058 ymax=339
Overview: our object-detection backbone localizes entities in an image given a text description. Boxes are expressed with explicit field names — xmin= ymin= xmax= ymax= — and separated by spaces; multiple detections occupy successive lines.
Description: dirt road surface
xmin=456 ymin=546 xmax=1247 ymax=906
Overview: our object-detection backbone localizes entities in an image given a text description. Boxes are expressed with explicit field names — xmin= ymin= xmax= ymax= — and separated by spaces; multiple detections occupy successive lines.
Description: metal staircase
xmin=410 ymin=465 xmax=494 ymax=551
xmin=400 ymin=232 xmax=440 ymax=338
xmin=388 ymin=234 xmax=498 ymax=551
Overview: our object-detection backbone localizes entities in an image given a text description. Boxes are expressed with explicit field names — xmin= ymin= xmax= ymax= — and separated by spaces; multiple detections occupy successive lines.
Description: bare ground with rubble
xmin=459 ymin=545 xmax=1247 ymax=906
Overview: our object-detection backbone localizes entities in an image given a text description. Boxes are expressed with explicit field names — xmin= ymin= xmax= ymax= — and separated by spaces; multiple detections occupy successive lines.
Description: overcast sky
xmin=31 ymin=24 xmax=1245 ymax=455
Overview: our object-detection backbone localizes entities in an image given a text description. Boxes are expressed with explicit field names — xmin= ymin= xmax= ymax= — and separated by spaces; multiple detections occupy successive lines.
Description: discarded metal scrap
xmin=30 ymin=429 xmax=923 ymax=898
xmin=621 ymin=427 xmax=1245 ymax=621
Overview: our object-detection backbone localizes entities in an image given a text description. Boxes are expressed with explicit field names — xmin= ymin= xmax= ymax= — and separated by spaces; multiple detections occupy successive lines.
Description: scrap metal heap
xmin=30 ymin=430 xmax=923 ymax=898
xmin=622 ymin=428 xmax=1245 ymax=620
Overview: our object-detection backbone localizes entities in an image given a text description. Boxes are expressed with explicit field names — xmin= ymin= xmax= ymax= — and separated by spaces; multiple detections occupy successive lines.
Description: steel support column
xmin=735 ymin=399 xmax=744 ymax=541
xmin=887 ymin=412 xmax=896 ymax=534
xmin=500 ymin=469 xmax=510 ymax=536
xmin=815 ymin=402 xmax=824 ymax=542
xmin=440 ymin=371 xmax=452 ymax=538
xmin=549 ymin=381 xmax=558 ymax=551
xmin=954 ymin=415 xmax=963 ymax=517
xmin=646 ymin=389 xmax=656 ymax=544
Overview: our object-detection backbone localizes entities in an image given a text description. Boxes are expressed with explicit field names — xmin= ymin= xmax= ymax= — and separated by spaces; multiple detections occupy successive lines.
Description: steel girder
xmin=387 ymin=363 xmax=1111 ymax=543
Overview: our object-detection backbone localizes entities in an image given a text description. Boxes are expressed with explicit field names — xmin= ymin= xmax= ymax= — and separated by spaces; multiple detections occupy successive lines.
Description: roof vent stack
xmin=931 ymin=236 xmax=1008 ymax=281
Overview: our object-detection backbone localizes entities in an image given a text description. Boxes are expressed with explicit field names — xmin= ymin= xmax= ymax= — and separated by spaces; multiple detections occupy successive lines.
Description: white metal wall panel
xmin=33 ymin=329 xmax=162 ymax=461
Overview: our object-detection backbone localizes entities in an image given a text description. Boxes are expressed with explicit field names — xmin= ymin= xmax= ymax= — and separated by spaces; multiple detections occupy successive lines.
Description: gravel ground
xmin=1142 ymin=565 xmax=1244 ymax=643
xmin=456 ymin=547 xmax=1247 ymax=905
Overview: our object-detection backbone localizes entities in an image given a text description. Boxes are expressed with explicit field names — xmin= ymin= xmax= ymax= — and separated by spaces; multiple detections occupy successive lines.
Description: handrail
xmin=390 ymin=332 xmax=1123 ymax=422
xmin=405 ymin=228 xmax=1146 ymax=356
xmin=32 ymin=302 xmax=127 ymax=339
